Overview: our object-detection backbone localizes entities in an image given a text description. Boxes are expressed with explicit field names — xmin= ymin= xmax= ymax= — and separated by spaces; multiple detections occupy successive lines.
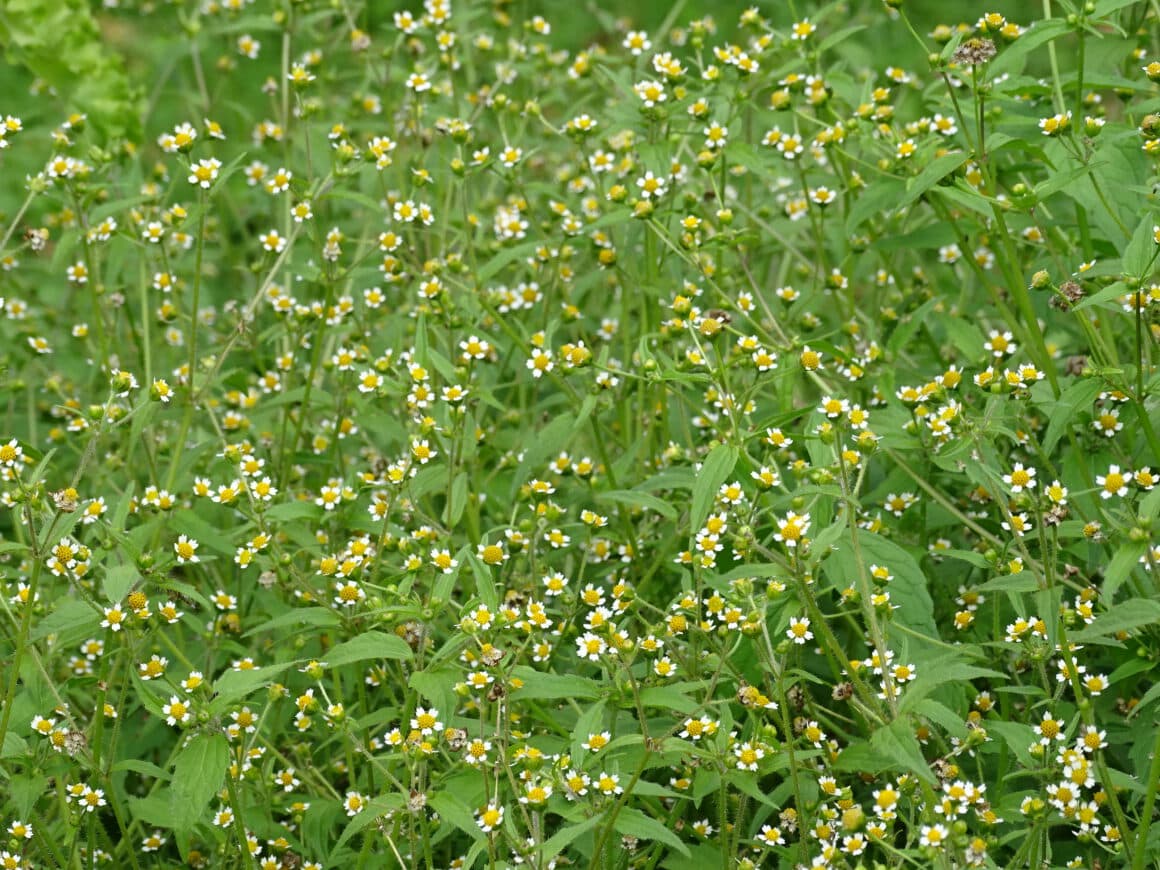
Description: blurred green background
xmin=533 ymin=0 xmax=1026 ymax=44
xmin=0 ymin=0 xmax=1033 ymax=184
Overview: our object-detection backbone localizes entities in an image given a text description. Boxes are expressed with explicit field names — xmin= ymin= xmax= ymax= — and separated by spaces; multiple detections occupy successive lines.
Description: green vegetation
xmin=0 ymin=0 xmax=1159 ymax=868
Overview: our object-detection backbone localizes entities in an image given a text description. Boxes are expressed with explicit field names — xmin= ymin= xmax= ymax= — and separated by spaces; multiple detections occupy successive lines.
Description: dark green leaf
xmin=427 ymin=792 xmax=486 ymax=842
xmin=869 ymin=717 xmax=935 ymax=784
xmin=1100 ymin=542 xmax=1149 ymax=602
xmin=210 ymin=661 xmax=297 ymax=712
xmin=540 ymin=816 xmax=602 ymax=863
xmin=1071 ymin=598 xmax=1160 ymax=642
xmin=325 ymin=631 xmax=413 ymax=666
xmin=900 ymin=658 xmax=1006 ymax=712
xmin=169 ymin=733 xmax=230 ymax=831
xmin=510 ymin=666 xmax=601 ymax=701
xmin=244 ymin=606 xmax=341 ymax=637
xmin=988 ymin=19 xmax=1069 ymax=78
xmin=614 ymin=806 xmax=690 ymax=856
xmin=823 ymin=532 xmax=938 ymax=645
xmin=333 ymin=794 xmax=405 ymax=853
xmin=597 ymin=489 xmax=677 ymax=520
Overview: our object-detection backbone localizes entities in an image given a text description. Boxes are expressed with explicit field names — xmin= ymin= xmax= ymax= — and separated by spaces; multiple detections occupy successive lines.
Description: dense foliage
xmin=0 ymin=0 xmax=1159 ymax=868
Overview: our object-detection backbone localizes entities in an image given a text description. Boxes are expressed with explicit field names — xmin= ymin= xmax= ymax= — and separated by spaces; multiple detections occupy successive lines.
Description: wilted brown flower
xmin=952 ymin=38 xmax=997 ymax=66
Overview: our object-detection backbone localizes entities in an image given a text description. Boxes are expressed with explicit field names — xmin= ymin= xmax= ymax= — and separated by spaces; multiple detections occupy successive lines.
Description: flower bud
xmin=1084 ymin=116 xmax=1105 ymax=136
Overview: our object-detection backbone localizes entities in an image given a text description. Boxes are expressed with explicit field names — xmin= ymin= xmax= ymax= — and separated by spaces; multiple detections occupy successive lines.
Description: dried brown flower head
xmin=952 ymin=38 xmax=997 ymax=66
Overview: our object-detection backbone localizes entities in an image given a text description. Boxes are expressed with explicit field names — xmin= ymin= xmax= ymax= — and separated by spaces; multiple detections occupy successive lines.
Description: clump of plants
xmin=0 ymin=0 xmax=1159 ymax=867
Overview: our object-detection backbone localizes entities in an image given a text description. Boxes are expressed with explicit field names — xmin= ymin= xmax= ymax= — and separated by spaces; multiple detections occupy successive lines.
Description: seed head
xmin=952 ymin=38 xmax=997 ymax=66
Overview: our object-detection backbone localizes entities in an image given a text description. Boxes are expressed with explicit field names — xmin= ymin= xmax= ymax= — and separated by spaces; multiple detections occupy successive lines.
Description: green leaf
xmin=940 ymin=549 xmax=992 ymax=570
xmin=244 ymin=606 xmax=341 ymax=637
xmin=902 ymin=152 xmax=967 ymax=207
xmin=102 ymin=563 xmax=139 ymax=603
xmin=1071 ymin=598 xmax=1160 ymax=642
xmin=931 ymin=183 xmax=994 ymax=218
xmin=128 ymin=793 xmax=173 ymax=829
xmin=900 ymin=658 xmax=1006 ymax=712
xmin=847 ymin=177 xmax=905 ymax=231
xmin=29 ymin=598 xmax=99 ymax=643
xmin=1 ymin=732 xmax=28 ymax=759
xmin=1122 ymin=213 xmax=1159 ymax=277
xmin=1107 ymin=656 xmax=1153 ymax=686
xmin=638 ymin=684 xmax=703 ymax=713
xmin=1039 ymin=375 xmax=1099 ymax=452
xmin=1142 ymin=485 xmax=1160 ymax=521
xmin=302 ymin=801 xmax=345 ymax=860
xmin=887 ymin=299 xmax=940 ymax=356
xmin=446 ymin=471 xmax=469 ymax=527
xmin=0 ymin=540 xmax=30 ymax=556
xmin=614 ymin=806 xmax=690 ymax=856
xmin=1100 ymin=542 xmax=1149 ymax=602
xmin=1130 ymin=679 xmax=1160 ymax=718
xmin=637 ymin=468 xmax=696 ymax=491
xmin=263 ymin=501 xmax=320 ymax=523
xmin=169 ymin=733 xmax=230 ymax=831
xmin=210 ymin=661 xmax=297 ymax=712
xmin=817 ymin=24 xmax=866 ymax=53
xmin=467 ymin=554 xmax=498 ymax=610
xmin=823 ymin=532 xmax=938 ymax=645
xmin=325 ymin=631 xmax=413 ymax=667
xmin=988 ymin=19 xmax=1069 ymax=78
xmin=1036 ymin=158 xmax=1109 ymax=201
xmin=571 ymin=700 xmax=608 ymax=759
xmin=727 ymin=769 xmax=781 ymax=808
xmin=810 ymin=515 xmax=849 ymax=559
xmin=170 ymin=510 xmax=236 ymax=556
xmin=427 ymin=791 xmax=486 ymax=842
xmin=627 ymin=779 xmax=683 ymax=799
xmin=1075 ymin=281 xmax=1131 ymax=313
xmin=510 ymin=666 xmax=601 ymax=701
xmin=509 ymin=411 xmax=577 ymax=500
xmin=690 ymin=444 xmax=738 ymax=532
xmin=0 ymin=0 xmax=141 ymax=140
xmin=912 ymin=699 xmax=969 ymax=738
xmin=112 ymin=759 xmax=171 ymax=781
xmin=478 ymin=239 xmax=543 ymax=282
xmin=1104 ymin=766 xmax=1147 ymax=796
xmin=869 ymin=717 xmax=935 ymax=784
xmin=332 ymin=794 xmax=405 ymax=853
xmin=978 ymin=573 xmax=1040 ymax=594
xmin=596 ymin=489 xmax=677 ymax=520
xmin=987 ymin=720 xmax=1040 ymax=767
xmin=540 ymin=816 xmax=603 ymax=863
xmin=1094 ymin=0 xmax=1146 ymax=16
xmin=408 ymin=667 xmax=458 ymax=718
xmin=7 ymin=773 xmax=48 ymax=817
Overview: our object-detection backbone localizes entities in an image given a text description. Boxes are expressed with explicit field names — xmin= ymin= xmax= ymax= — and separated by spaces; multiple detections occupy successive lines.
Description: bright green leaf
xmin=690 ymin=444 xmax=738 ymax=532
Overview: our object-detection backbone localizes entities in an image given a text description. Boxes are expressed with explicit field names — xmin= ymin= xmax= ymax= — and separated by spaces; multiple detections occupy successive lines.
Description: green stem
xmin=0 ymin=187 xmax=36 ymax=254
xmin=0 ymin=529 xmax=42 ymax=752
xmin=588 ymin=750 xmax=652 ymax=870
xmin=988 ymin=203 xmax=1061 ymax=395
xmin=187 ymin=189 xmax=207 ymax=394
xmin=1074 ymin=23 xmax=1086 ymax=131
xmin=1132 ymin=722 xmax=1160 ymax=870
xmin=1041 ymin=0 xmax=1067 ymax=114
